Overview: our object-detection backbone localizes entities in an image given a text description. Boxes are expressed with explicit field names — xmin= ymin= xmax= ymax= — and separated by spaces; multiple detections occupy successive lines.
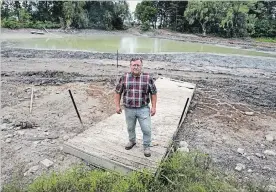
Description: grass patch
xmin=2 ymin=152 xmax=270 ymax=192
xmin=254 ymin=37 xmax=276 ymax=43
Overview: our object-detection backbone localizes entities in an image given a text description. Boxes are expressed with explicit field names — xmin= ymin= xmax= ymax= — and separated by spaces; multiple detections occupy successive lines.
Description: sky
xmin=127 ymin=0 xmax=141 ymax=13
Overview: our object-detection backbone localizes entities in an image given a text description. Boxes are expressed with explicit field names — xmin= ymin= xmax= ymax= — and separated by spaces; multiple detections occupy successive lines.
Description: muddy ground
xmin=1 ymin=29 xmax=276 ymax=189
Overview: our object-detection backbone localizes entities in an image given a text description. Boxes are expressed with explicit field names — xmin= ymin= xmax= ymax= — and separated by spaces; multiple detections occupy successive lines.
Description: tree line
xmin=1 ymin=0 xmax=276 ymax=38
xmin=135 ymin=1 xmax=276 ymax=38
xmin=1 ymin=1 xmax=131 ymax=30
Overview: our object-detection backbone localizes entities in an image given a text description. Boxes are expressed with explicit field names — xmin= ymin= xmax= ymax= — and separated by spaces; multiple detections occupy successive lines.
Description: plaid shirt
xmin=115 ymin=72 xmax=157 ymax=108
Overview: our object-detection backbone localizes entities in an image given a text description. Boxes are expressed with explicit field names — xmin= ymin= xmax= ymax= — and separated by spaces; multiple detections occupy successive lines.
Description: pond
xmin=11 ymin=35 xmax=276 ymax=58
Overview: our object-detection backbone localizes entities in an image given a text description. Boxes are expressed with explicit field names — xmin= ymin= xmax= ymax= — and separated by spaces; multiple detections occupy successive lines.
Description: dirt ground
xmin=1 ymin=29 xmax=276 ymax=189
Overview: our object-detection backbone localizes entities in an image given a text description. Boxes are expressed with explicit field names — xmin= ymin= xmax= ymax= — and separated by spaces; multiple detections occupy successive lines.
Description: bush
xmin=141 ymin=22 xmax=151 ymax=31
xmin=1 ymin=18 xmax=60 ymax=29
xmin=2 ymin=152 xmax=247 ymax=192
xmin=1 ymin=18 xmax=21 ymax=29
xmin=254 ymin=19 xmax=271 ymax=37
xmin=253 ymin=19 xmax=276 ymax=38
xmin=112 ymin=17 xmax=124 ymax=30
xmin=31 ymin=21 xmax=61 ymax=29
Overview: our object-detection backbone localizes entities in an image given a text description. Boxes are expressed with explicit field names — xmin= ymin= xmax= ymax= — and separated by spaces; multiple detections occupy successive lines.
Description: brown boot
xmin=125 ymin=141 xmax=136 ymax=150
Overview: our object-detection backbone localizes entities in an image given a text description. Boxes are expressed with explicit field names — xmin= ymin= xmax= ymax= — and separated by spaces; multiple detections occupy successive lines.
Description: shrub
xmin=2 ymin=152 xmax=246 ymax=192
xmin=1 ymin=18 xmax=21 ymax=29
xmin=141 ymin=22 xmax=151 ymax=31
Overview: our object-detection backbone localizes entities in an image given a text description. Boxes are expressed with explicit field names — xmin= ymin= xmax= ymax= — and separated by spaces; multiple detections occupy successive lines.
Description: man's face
xmin=130 ymin=59 xmax=142 ymax=76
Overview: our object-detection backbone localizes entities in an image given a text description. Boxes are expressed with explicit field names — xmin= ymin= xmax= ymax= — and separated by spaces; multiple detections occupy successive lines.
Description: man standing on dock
xmin=114 ymin=58 xmax=157 ymax=157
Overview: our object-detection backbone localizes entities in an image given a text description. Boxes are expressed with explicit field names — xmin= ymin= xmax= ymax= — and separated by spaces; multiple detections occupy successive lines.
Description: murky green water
xmin=12 ymin=35 xmax=276 ymax=57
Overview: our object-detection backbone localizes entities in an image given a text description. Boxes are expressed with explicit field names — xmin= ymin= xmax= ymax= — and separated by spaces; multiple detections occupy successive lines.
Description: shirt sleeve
xmin=115 ymin=75 xmax=124 ymax=94
xmin=149 ymin=76 xmax=157 ymax=95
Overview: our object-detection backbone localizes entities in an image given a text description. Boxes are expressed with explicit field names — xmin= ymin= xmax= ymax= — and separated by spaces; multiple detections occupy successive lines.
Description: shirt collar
xmin=130 ymin=72 xmax=142 ymax=77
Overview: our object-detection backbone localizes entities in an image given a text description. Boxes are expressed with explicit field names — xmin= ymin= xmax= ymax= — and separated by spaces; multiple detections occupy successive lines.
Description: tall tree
xmin=22 ymin=1 xmax=32 ymax=13
xmin=157 ymin=1 xmax=171 ymax=28
xmin=1 ymin=0 xmax=12 ymax=18
xmin=72 ymin=1 xmax=89 ymax=28
xmin=84 ymin=1 xmax=130 ymax=30
xmin=166 ymin=1 xmax=187 ymax=30
xmin=14 ymin=1 xmax=21 ymax=19
xmin=62 ymin=1 xmax=74 ymax=29
xmin=184 ymin=1 xmax=220 ymax=36
xmin=220 ymin=2 xmax=257 ymax=37
xmin=135 ymin=1 xmax=158 ymax=29
xmin=51 ymin=1 xmax=64 ymax=23
xmin=32 ymin=1 xmax=52 ymax=21
xmin=107 ymin=1 xmax=129 ymax=29
xmin=252 ymin=1 xmax=276 ymax=37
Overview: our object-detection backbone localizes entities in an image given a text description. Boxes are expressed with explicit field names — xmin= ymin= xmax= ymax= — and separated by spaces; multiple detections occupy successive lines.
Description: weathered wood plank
xmin=63 ymin=77 xmax=196 ymax=174
xmin=74 ymin=134 xmax=166 ymax=155
xmin=63 ymin=144 xmax=136 ymax=174
xmin=67 ymin=140 xmax=159 ymax=169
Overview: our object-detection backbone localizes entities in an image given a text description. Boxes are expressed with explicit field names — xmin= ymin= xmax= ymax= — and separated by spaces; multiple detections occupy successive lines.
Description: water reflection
xmin=153 ymin=38 xmax=160 ymax=53
xmin=12 ymin=35 xmax=275 ymax=58
xmin=119 ymin=37 xmax=137 ymax=53
xmin=119 ymin=37 xmax=164 ymax=53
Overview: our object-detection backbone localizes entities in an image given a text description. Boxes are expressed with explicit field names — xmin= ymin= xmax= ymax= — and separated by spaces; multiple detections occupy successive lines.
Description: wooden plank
xmin=71 ymin=124 xmax=174 ymax=150
xmin=73 ymin=134 xmax=166 ymax=156
xmin=31 ymin=31 xmax=45 ymax=35
xmin=66 ymin=140 xmax=158 ymax=170
xmin=63 ymin=144 xmax=135 ymax=174
xmin=68 ymin=136 xmax=165 ymax=164
xmin=63 ymin=77 xmax=196 ymax=174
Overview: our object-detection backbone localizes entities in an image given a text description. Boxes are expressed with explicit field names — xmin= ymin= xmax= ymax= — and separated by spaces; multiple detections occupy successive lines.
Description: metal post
xmin=68 ymin=89 xmax=84 ymax=128
xmin=116 ymin=50 xmax=119 ymax=83
xmin=177 ymin=98 xmax=190 ymax=129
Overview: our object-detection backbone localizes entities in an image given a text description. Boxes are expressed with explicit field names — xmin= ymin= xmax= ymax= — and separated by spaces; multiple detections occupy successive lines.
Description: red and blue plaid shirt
xmin=115 ymin=72 xmax=157 ymax=108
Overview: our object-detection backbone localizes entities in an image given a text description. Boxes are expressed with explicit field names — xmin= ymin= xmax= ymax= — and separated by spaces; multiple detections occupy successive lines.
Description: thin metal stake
xmin=117 ymin=49 xmax=118 ymax=68
xmin=177 ymin=97 xmax=189 ymax=129
xmin=68 ymin=89 xmax=84 ymax=128
xmin=116 ymin=50 xmax=119 ymax=83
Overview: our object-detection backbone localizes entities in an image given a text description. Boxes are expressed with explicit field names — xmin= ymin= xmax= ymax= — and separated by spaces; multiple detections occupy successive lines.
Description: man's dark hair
xmin=130 ymin=57 xmax=143 ymax=64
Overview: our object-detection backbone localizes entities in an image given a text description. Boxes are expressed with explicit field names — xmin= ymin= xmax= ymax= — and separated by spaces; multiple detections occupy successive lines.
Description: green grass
xmin=2 ymin=152 xmax=270 ymax=192
xmin=254 ymin=37 xmax=276 ymax=43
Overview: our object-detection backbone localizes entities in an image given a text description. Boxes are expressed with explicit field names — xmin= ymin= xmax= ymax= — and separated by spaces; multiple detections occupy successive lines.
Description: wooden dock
xmin=63 ymin=77 xmax=196 ymax=174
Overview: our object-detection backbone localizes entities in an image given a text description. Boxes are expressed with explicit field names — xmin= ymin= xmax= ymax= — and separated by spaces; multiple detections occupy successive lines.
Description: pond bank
xmin=1 ymin=28 xmax=276 ymax=53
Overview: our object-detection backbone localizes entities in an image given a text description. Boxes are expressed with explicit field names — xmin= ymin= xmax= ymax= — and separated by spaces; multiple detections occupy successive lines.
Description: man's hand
xmin=150 ymin=107 xmax=156 ymax=116
xmin=116 ymin=107 xmax=122 ymax=114
xmin=150 ymin=94 xmax=157 ymax=116
xmin=114 ymin=93 xmax=122 ymax=114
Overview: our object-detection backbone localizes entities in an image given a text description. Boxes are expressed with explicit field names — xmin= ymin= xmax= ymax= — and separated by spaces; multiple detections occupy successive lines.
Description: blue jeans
xmin=125 ymin=106 xmax=151 ymax=148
